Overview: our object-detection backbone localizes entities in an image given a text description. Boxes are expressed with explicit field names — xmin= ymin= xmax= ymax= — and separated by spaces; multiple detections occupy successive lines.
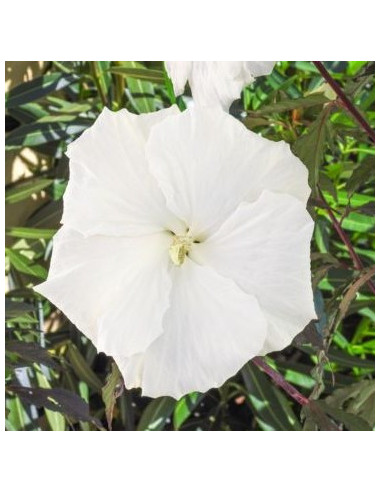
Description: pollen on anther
xmin=169 ymin=234 xmax=193 ymax=266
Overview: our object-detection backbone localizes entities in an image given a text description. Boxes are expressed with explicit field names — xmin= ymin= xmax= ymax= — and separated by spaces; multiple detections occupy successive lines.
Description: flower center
xmin=169 ymin=234 xmax=193 ymax=266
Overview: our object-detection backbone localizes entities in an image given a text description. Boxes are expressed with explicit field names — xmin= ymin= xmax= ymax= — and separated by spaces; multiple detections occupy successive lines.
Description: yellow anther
xmin=169 ymin=234 xmax=193 ymax=266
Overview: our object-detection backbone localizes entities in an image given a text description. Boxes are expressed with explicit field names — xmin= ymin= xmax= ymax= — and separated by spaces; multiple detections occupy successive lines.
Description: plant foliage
xmin=5 ymin=61 xmax=375 ymax=431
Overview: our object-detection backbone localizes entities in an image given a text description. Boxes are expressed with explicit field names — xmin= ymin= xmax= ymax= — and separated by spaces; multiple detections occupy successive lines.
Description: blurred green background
xmin=5 ymin=61 xmax=375 ymax=431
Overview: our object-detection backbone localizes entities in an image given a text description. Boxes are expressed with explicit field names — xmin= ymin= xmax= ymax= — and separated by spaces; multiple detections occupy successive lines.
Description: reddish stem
xmin=252 ymin=357 xmax=309 ymax=406
xmin=312 ymin=61 xmax=375 ymax=143
xmin=318 ymin=189 xmax=375 ymax=295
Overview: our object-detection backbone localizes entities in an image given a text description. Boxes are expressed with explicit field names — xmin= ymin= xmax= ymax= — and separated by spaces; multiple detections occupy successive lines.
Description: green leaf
xmin=5 ymin=119 xmax=92 ymax=149
xmin=301 ymin=345 xmax=375 ymax=370
xmin=94 ymin=61 xmax=112 ymax=98
xmin=6 ymin=73 xmax=79 ymax=108
xmin=267 ymin=70 xmax=302 ymax=98
xmin=346 ymin=157 xmax=375 ymax=196
xmin=7 ymin=385 xmax=100 ymax=425
xmin=6 ymin=248 xmax=47 ymax=279
xmin=5 ymin=178 xmax=53 ymax=204
xmin=173 ymin=392 xmax=204 ymax=430
xmin=241 ymin=363 xmax=301 ymax=431
xmin=66 ymin=343 xmax=103 ymax=392
xmin=122 ymin=61 xmax=156 ymax=114
xmin=8 ymin=102 xmax=49 ymax=124
xmin=336 ymin=190 xmax=374 ymax=208
xmin=46 ymin=96 xmax=92 ymax=114
xmin=108 ymin=67 xmax=165 ymax=83
xmin=26 ymin=199 xmax=63 ymax=229
xmin=294 ymin=61 xmax=322 ymax=74
xmin=317 ymin=401 xmax=372 ymax=431
xmin=6 ymin=227 xmax=57 ymax=239
xmin=5 ymin=396 xmax=30 ymax=431
xmin=6 ymin=313 xmax=39 ymax=324
xmin=325 ymin=380 xmax=375 ymax=428
xmin=341 ymin=212 xmax=374 ymax=233
xmin=6 ymin=340 xmax=60 ymax=370
xmin=326 ymin=267 xmax=375 ymax=340
xmin=293 ymin=106 xmax=333 ymax=195
xmin=248 ymin=93 xmax=330 ymax=117
xmin=102 ymin=362 xmax=124 ymax=430
xmin=137 ymin=397 xmax=176 ymax=431
xmin=5 ymin=299 xmax=34 ymax=318
xmin=302 ymin=400 xmax=340 ymax=431
xmin=36 ymin=372 xmax=66 ymax=431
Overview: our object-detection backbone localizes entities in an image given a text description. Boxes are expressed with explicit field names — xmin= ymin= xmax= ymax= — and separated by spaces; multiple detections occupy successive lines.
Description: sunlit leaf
xmin=173 ymin=392 xmax=204 ymax=430
xmin=6 ymin=227 xmax=57 ymax=239
xmin=5 ymin=118 xmax=92 ymax=149
xmin=6 ymin=248 xmax=47 ymax=279
xmin=6 ymin=73 xmax=79 ymax=108
xmin=5 ymin=179 xmax=53 ymax=204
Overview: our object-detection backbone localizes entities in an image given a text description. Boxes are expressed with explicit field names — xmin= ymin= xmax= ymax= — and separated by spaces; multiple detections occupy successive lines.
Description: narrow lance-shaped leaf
xmin=247 ymin=93 xmax=330 ymax=117
xmin=108 ymin=66 xmax=165 ymax=84
xmin=5 ymin=179 xmax=53 ymax=204
xmin=293 ymin=105 xmax=333 ymax=195
xmin=8 ymin=102 xmax=49 ymax=124
xmin=5 ymin=119 xmax=92 ymax=150
xmin=6 ymin=340 xmax=60 ymax=370
xmin=241 ymin=363 xmax=302 ymax=431
xmin=302 ymin=400 xmax=340 ymax=431
xmin=5 ymin=299 xmax=34 ymax=319
xmin=102 ymin=362 xmax=124 ymax=430
xmin=346 ymin=156 xmax=375 ymax=196
xmin=6 ymin=227 xmax=57 ymax=239
xmin=66 ymin=343 xmax=103 ymax=392
xmin=137 ymin=397 xmax=176 ymax=431
xmin=325 ymin=380 xmax=375 ymax=428
xmin=6 ymin=73 xmax=79 ymax=108
xmin=121 ymin=61 xmax=157 ymax=114
xmin=35 ymin=371 xmax=66 ymax=431
xmin=173 ymin=392 xmax=204 ymax=430
xmin=7 ymin=385 xmax=101 ymax=426
xmin=6 ymin=248 xmax=47 ymax=279
xmin=317 ymin=400 xmax=372 ymax=431
xmin=332 ymin=266 xmax=375 ymax=331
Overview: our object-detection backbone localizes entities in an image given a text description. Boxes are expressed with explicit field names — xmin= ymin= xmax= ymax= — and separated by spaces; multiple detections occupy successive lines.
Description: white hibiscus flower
xmin=35 ymin=105 xmax=315 ymax=399
xmin=165 ymin=61 xmax=276 ymax=109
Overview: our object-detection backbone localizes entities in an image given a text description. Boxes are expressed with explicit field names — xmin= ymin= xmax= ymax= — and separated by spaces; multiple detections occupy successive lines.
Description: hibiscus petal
xmin=245 ymin=61 xmax=276 ymax=77
xmin=189 ymin=62 xmax=246 ymax=109
xmin=165 ymin=61 xmax=192 ymax=97
xmin=114 ymin=353 xmax=144 ymax=390
xmin=63 ymin=106 xmax=185 ymax=237
xmin=147 ymin=107 xmax=310 ymax=239
xmin=119 ymin=259 xmax=267 ymax=399
xmin=165 ymin=61 xmax=275 ymax=109
xmin=190 ymin=190 xmax=316 ymax=354
xmin=34 ymin=228 xmax=173 ymax=356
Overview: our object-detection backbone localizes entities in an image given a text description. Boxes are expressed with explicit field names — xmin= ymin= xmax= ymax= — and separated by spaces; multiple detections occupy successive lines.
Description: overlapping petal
xmin=147 ymin=107 xmax=310 ymax=238
xmin=35 ymin=89 xmax=315 ymax=400
xmin=116 ymin=259 xmax=267 ymax=399
xmin=63 ymin=106 xmax=185 ymax=237
xmin=165 ymin=61 xmax=275 ymax=109
xmin=35 ymin=228 xmax=173 ymax=356
xmin=190 ymin=190 xmax=316 ymax=354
